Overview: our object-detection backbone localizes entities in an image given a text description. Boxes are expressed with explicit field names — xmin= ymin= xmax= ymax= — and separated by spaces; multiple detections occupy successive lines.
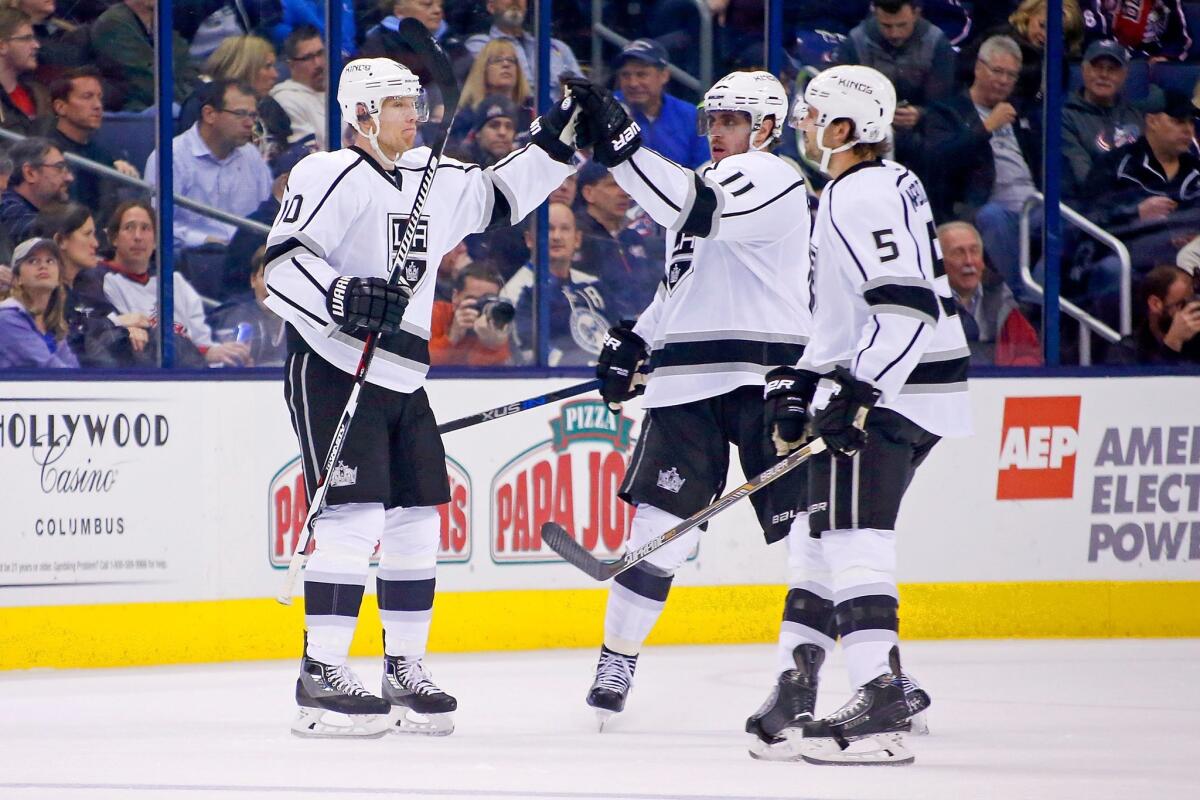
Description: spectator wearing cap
xmin=0 ymin=137 xmax=73 ymax=248
xmin=0 ymin=8 xmax=50 ymax=135
xmin=90 ymin=0 xmax=199 ymax=112
xmin=46 ymin=66 xmax=139 ymax=217
xmin=270 ymin=25 xmax=327 ymax=149
xmin=925 ymin=34 xmax=1042 ymax=297
xmin=144 ymin=80 xmax=272 ymax=252
xmin=1080 ymin=88 xmax=1200 ymax=317
xmin=575 ymin=161 xmax=657 ymax=319
xmin=612 ymin=39 xmax=708 ymax=170
xmin=452 ymin=94 xmax=518 ymax=168
xmin=834 ymin=1 xmax=955 ymax=171
xmin=464 ymin=0 xmax=580 ymax=101
xmin=222 ymin=140 xmax=312 ymax=299
xmin=0 ymin=237 xmax=78 ymax=368
xmin=1062 ymin=40 xmax=1141 ymax=202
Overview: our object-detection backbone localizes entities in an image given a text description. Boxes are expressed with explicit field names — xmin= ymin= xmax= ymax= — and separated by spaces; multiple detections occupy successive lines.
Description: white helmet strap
xmin=350 ymin=107 xmax=401 ymax=169
xmin=812 ymin=119 xmax=859 ymax=172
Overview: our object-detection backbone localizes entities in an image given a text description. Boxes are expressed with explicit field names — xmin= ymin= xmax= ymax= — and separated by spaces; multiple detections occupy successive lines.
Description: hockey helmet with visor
xmin=697 ymin=70 xmax=788 ymax=151
xmin=338 ymin=58 xmax=429 ymax=166
xmin=791 ymin=65 xmax=896 ymax=172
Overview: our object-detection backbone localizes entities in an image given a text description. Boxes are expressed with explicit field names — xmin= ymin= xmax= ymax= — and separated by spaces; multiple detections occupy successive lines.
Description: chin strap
xmin=810 ymin=124 xmax=860 ymax=173
xmin=352 ymin=116 xmax=401 ymax=169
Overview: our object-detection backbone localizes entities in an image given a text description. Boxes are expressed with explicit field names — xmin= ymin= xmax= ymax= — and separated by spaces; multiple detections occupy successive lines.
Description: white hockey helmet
xmin=791 ymin=65 xmax=896 ymax=172
xmin=337 ymin=58 xmax=429 ymax=165
xmin=699 ymin=70 xmax=788 ymax=150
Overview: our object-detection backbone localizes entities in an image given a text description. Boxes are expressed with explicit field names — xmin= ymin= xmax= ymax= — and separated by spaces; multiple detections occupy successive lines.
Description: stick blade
xmin=541 ymin=523 xmax=611 ymax=581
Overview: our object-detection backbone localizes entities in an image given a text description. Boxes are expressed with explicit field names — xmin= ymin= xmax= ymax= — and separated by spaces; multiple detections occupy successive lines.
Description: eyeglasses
xmin=6 ymin=34 xmax=37 ymax=43
xmin=290 ymin=49 xmax=326 ymax=63
xmin=487 ymin=56 xmax=519 ymax=67
xmin=35 ymin=161 xmax=71 ymax=173
xmin=219 ymin=108 xmax=261 ymax=122
xmin=979 ymin=60 xmax=1020 ymax=81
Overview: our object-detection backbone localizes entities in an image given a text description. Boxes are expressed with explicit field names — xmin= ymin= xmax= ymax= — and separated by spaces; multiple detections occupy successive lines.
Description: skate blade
xmin=389 ymin=706 xmax=454 ymax=736
xmin=594 ymin=708 xmax=616 ymax=732
xmin=290 ymin=707 xmax=391 ymax=739
xmin=800 ymin=732 xmax=915 ymax=766
xmin=747 ymin=729 xmax=806 ymax=762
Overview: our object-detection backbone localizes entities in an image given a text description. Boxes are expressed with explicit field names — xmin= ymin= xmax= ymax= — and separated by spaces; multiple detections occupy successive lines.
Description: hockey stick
xmin=541 ymin=438 xmax=827 ymax=581
xmin=277 ymin=19 xmax=461 ymax=605
xmin=437 ymin=379 xmax=601 ymax=434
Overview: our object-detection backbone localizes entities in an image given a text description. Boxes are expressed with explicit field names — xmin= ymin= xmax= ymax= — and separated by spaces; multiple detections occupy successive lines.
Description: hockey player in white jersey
xmin=745 ymin=65 xmax=972 ymax=765
xmin=563 ymin=71 xmax=813 ymax=728
xmin=264 ymin=57 xmax=585 ymax=738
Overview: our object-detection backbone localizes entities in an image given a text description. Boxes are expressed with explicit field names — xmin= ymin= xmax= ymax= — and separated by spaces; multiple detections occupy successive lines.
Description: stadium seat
xmin=91 ymin=110 xmax=158 ymax=175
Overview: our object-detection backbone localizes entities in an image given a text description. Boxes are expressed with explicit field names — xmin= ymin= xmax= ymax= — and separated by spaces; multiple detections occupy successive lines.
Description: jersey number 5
xmin=872 ymin=229 xmax=899 ymax=262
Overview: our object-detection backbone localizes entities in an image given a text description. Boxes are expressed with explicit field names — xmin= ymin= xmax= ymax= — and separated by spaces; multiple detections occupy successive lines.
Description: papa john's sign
xmin=490 ymin=400 xmax=637 ymax=564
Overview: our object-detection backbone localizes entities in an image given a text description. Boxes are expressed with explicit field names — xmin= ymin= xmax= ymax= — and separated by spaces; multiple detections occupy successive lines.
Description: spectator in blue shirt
xmin=612 ymin=39 xmax=709 ymax=170
xmin=0 ymin=237 xmax=78 ymax=368
xmin=144 ymin=79 xmax=272 ymax=252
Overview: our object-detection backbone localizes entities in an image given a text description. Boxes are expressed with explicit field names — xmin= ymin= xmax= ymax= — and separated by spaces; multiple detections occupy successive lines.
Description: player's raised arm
xmin=570 ymin=74 xmax=803 ymax=244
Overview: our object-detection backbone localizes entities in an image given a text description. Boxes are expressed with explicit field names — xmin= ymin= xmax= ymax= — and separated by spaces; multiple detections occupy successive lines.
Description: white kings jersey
xmin=799 ymin=159 xmax=972 ymax=438
xmin=609 ymin=146 xmax=811 ymax=408
xmin=263 ymin=143 xmax=572 ymax=392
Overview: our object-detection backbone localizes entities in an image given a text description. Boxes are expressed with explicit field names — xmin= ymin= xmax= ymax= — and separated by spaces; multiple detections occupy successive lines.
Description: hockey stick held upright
xmin=542 ymin=438 xmax=826 ymax=581
xmin=276 ymin=19 xmax=462 ymax=605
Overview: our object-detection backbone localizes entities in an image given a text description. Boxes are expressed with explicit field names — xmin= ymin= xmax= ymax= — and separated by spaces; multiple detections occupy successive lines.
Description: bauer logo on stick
xmin=996 ymin=396 xmax=1082 ymax=500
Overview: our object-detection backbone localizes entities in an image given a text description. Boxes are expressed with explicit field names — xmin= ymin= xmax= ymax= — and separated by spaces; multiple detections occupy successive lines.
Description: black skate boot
xmin=800 ymin=647 xmax=930 ymax=766
xmin=382 ymin=654 xmax=457 ymax=736
xmin=887 ymin=672 xmax=931 ymax=735
xmin=292 ymin=654 xmax=391 ymax=738
xmin=746 ymin=644 xmax=825 ymax=761
xmin=586 ymin=645 xmax=637 ymax=731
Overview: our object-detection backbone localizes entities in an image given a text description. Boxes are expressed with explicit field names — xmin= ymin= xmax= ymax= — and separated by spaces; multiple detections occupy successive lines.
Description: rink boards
xmin=1 ymin=374 xmax=1198 ymax=669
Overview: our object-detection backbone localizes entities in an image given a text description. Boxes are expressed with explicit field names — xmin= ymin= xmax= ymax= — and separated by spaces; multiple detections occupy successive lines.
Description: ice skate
xmin=292 ymin=656 xmax=391 ymax=739
xmin=382 ymin=654 xmax=457 ymax=736
xmin=586 ymin=645 xmax=637 ymax=731
xmin=892 ymin=672 xmax=930 ymax=736
xmin=799 ymin=648 xmax=929 ymax=766
xmin=746 ymin=644 xmax=824 ymax=762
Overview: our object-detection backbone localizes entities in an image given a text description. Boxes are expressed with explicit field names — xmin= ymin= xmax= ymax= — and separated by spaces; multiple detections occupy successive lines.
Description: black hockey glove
xmin=596 ymin=321 xmax=648 ymax=412
xmin=811 ymin=366 xmax=882 ymax=457
xmin=568 ymin=80 xmax=642 ymax=167
xmin=763 ymin=366 xmax=819 ymax=457
xmin=326 ymin=276 xmax=409 ymax=333
xmin=530 ymin=90 xmax=582 ymax=164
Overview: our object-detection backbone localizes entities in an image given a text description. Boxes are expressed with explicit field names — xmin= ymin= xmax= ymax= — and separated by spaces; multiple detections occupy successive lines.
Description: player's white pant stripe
xmin=851 ymin=451 xmax=860 ymax=530
xmin=626 ymin=416 xmax=654 ymax=492
xmin=296 ymin=353 xmax=321 ymax=483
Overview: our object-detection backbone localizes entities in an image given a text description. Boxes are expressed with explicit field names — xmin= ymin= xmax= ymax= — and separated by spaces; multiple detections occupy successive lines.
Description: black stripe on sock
xmin=377 ymin=577 xmax=437 ymax=612
xmin=614 ymin=562 xmax=674 ymax=602
xmin=834 ymin=594 xmax=899 ymax=637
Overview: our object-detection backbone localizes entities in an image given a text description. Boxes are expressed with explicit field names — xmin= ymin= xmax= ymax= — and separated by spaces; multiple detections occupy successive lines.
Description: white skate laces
xmin=327 ymin=665 xmax=374 ymax=697
xmin=594 ymin=649 xmax=636 ymax=694
xmin=390 ymin=658 xmax=442 ymax=695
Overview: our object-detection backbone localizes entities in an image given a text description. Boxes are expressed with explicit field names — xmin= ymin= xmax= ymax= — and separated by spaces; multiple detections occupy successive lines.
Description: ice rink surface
xmin=1 ymin=639 xmax=1195 ymax=800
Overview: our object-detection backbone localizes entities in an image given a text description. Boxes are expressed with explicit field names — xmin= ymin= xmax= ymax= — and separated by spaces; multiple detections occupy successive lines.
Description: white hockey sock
xmin=822 ymin=527 xmax=899 ymax=689
xmin=602 ymin=505 xmax=687 ymax=656
xmin=776 ymin=514 xmax=835 ymax=675
xmin=303 ymin=503 xmax=383 ymax=667
xmin=379 ymin=506 xmax=440 ymax=660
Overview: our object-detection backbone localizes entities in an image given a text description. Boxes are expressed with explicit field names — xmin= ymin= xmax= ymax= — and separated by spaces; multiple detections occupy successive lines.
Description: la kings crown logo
xmin=388 ymin=214 xmax=430 ymax=289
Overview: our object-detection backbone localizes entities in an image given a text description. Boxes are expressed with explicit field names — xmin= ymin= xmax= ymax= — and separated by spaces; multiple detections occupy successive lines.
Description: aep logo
xmin=996 ymin=396 xmax=1081 ymax=500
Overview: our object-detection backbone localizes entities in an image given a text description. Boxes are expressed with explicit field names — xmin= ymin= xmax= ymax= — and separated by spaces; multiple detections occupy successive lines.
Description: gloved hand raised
xmin=326 ymin=276 xmax=409 ymax=333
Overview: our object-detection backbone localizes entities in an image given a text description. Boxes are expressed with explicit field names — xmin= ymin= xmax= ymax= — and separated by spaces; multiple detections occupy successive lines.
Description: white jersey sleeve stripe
xmin=297 ymin=158 xmax=362 ymax=233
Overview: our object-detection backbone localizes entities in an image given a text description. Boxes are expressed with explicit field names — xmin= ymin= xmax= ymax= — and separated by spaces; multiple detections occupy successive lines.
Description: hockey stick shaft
xmin=541 ymin=438 xmax=827 ymax=581
xmin=438 ymin=379 xmax=601 ymax=434
xmin=277 ymin=24 xmax=461 ymax=605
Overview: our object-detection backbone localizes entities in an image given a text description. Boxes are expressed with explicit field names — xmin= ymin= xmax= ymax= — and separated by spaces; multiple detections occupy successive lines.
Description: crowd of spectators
xmin=4 ymin=0 xmax=1200 ymax=370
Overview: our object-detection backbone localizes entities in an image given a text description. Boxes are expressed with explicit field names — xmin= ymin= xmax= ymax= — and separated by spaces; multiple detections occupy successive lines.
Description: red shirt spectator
xmin=429 ymin=261 xmax=512 ymax=365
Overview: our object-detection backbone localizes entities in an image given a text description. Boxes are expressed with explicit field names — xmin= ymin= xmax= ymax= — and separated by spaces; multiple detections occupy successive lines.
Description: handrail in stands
xmin=589 ymin=0 xmax=712 ymax=93
xmin=0 ymin=127 xmax=272 ymax=236
xmin=1019 ymin=192 xmax=1130 ymax=366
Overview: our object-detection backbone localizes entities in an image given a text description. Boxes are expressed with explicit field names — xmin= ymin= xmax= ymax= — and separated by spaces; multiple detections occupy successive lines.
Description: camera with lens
xmin=467 ymin=294 xmax=515 ymax=327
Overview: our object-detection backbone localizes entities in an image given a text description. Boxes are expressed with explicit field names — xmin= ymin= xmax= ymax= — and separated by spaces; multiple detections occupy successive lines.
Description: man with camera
xmin=1108 ymin=264 xmax=1200 ymax=365
xmin=430 ymin=260 xmax=513 ymax=365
